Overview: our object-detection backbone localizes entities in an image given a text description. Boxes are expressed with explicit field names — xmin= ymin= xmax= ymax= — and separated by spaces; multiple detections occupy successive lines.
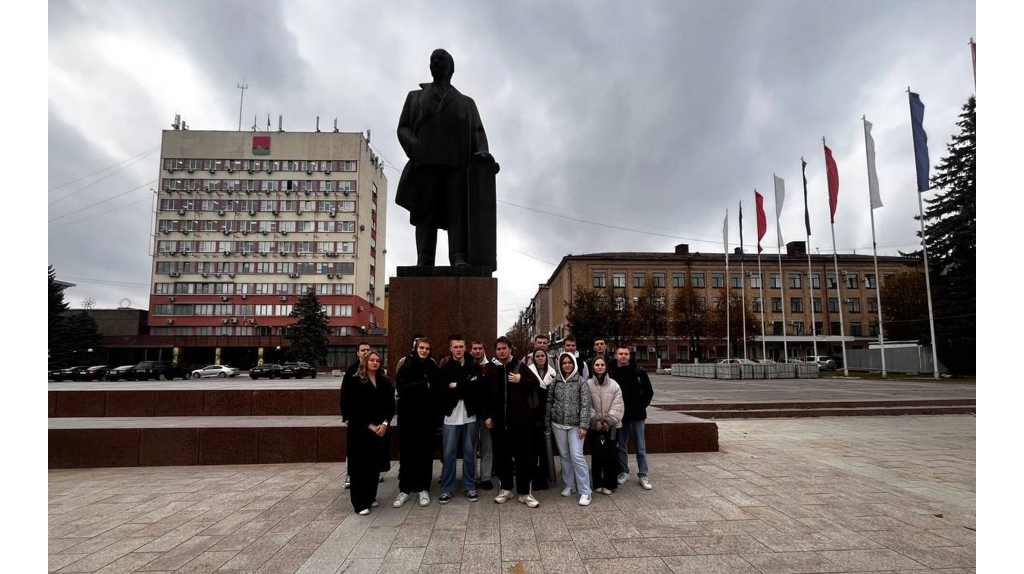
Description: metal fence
xmin=845 ymin=345 xmax=946 ymax=374
xmin=671 ymin=363 xmax=819 ymax=379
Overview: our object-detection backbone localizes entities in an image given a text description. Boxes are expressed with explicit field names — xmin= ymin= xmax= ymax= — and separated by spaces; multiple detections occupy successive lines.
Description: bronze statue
xmin=396 ymin=49 xmax=497 ymax=272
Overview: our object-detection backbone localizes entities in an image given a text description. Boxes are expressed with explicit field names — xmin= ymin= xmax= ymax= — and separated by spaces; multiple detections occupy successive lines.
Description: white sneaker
xmin=560 ymin=486 xmax=574 ymax=497
xmin=392 ymin=492 xmax=409 ymax=508
xmin=639 ymin=476 xmax=653 ymax=490
xmin=343 ymin=475 xmax=351 ymax=489
xmin=578 ymin=494 xmax=592 ymax=506
xmin=518 ymin=494 xmax=540 ymax=508
xmin=418 ymin=491 xmax=430 ymax=507
xmin=598 ymin=487 xmax=613 ymax=495
xmin=494 ymin=489 xmax=513 ymax=504
xmin=357 ymin=508 xmax=370 ymax=516
xmin=617 ymin=472 xmax=629 ymax=485
xmin=371 ymin=500 xmax=379 ymax=507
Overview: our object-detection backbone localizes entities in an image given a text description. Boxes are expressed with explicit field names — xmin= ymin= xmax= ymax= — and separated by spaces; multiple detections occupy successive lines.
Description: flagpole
xmin=740 ymin=200 xmax=748 ymax=360
xmin=802 ymin=157 xmax=819 ymax=361
xmin=908 ymin=88 xmax=941 ymax=380
xmin=725 ymin=241 xmax=731 ymax=361
xmin=863 ymin=117 xmax=887 ymax=377
xmin=773 ymin=174 xmax=789 ymax=361
xmin=757 ymin=254 xmax=767 ymax=362
xmin=824 ymin=137 xmax=849 ymax=376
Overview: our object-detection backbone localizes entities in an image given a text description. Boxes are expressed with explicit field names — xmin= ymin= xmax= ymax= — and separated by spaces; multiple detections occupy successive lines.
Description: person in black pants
xmin=586 ymin=357 xmax=624 ymax=495
xmin=484 ymin=337 xmax=542 ymax=508
xmin=393 ymin=338 xmax=438 ymax=508
xmin=341 ymin=351 xmax=395 ymax=515
xmin=341 ymin=342 xmax=373 ymax=490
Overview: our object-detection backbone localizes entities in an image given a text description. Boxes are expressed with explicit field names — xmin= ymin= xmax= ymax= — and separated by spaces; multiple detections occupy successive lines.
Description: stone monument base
xmin=386 ymin=275 xmax=498 ymax=375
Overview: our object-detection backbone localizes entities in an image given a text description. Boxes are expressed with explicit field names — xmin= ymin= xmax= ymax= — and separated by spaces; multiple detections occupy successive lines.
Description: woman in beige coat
xmin=587 ymin=357 xmax=624 ymax=494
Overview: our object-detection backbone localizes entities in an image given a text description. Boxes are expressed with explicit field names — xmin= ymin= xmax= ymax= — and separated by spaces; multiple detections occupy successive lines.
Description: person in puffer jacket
xmin=545 ymin=352 xmax=594 ymax=506
xmin=587 ymin=356 xmax=624 ymax=494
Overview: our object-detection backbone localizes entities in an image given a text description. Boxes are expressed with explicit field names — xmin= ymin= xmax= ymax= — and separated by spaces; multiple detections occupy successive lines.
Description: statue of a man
xmin=396 ymin=49 xmax=492 ymax=267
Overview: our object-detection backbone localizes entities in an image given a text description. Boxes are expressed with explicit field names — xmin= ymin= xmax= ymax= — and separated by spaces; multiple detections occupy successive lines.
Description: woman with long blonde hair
xmin=341 ymin=351 xmax=395 ymax=515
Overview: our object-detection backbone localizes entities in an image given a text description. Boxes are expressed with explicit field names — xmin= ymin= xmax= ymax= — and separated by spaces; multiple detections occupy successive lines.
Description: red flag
xmin=824 ymin=143 xmax=840 ymax=223
xmin=755 ymin=190 xmax=767 ymax=254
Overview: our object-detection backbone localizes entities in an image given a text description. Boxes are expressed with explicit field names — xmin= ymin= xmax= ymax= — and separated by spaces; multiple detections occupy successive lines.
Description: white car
xmin=718 ymin=358 xmax=757 ymax=365
xmin=190 ymin=365 xmax=240 ymax=378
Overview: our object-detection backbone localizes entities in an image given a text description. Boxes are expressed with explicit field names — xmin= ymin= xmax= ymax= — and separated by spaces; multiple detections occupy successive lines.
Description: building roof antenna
xmin=236 ymin=79 xmax=248 ymax=131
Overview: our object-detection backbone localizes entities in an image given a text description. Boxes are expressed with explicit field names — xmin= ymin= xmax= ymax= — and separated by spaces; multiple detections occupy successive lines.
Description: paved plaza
xmin=48 ymin=414 xmax=975 ymax=573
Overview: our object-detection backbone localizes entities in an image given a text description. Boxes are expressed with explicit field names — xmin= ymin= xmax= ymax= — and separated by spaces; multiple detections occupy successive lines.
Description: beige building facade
xmin=535 ymin=243 xmax=918 ymax=363
xmin=149 ymin=130 xmax=387 ymax=344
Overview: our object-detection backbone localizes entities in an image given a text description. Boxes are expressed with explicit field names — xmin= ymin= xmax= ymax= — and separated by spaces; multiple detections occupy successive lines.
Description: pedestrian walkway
xmin=48 ymin=415 xmax=974 ymax=573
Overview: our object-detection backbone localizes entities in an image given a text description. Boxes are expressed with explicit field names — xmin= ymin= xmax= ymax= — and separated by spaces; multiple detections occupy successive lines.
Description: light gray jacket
xmin=545 ymin=353 xmax=592 ymax=429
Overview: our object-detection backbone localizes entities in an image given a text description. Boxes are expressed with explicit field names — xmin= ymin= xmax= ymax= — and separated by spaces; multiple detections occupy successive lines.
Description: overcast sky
xmin=47 ymin=0 xmax=976 ymax=333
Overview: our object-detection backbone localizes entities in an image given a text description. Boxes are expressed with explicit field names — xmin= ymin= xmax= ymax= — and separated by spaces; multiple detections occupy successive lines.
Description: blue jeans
xmin=550 ymin=425 xmax=591 ymax=496
xmin=441 ymin=422 xmax=478 ymax=494
xmin=617 ymin=419 xmax=649 ymax=477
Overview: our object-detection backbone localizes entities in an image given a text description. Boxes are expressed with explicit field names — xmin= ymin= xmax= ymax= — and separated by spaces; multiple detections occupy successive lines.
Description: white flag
xmin=773 ymin=174 xmax=785 ymax=218
xmin=864 ymin=119 xmax=883 ymax=209
xmin=723 ymin=209 xmax=729 ymax=253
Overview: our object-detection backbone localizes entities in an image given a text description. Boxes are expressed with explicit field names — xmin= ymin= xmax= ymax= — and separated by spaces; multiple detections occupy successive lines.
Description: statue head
xmin=430 ymin=49 xmax=455 ymax=82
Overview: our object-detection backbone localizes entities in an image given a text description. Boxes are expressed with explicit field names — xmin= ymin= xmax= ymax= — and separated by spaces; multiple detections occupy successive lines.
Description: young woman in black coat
xmin=341 ymin=351 xmax=395 ymax=515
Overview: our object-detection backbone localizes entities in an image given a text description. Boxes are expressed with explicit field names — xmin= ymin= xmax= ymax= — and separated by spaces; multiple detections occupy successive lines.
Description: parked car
xmin=133 ymin=361 xmax=189 ymax=380
xmin=755 ymin=359 xmax=777 ymax=364
xmin=805 ymin=355 xmax=838 ymax=370
xmin=249 ymin=363 xmax=283 ymax=380
xmin=280 ymin=362 xmax=317 ymax=379
xmin=78 ymin=365 xmax=111 ymax=381
xmin=718 ymin=358 xmax=757 ymax=365
xmin=49 ymin=366 xmax=89 ymax=382
xmin=190 ymin=365 xmax=240 ymax=379
xmin=105 ymin=365 xmax=137 ymax=381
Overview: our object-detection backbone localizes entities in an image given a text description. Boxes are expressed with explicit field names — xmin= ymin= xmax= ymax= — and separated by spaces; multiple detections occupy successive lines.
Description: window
xmin=770 ymin=274 xmax=782 ymax=288
xmin=869 ymin=321 xmax=880 ymax=336
xmin=789 ymin=273 xmax=802 ymax=289
xmin=845 ymin=273 xmax=859 ymax=289
xmin=711 ymin=296 xmax=721 ymax=309
xmin=792 ymin=321 xmax=805 ymax=335
xmin=672 ymin=273 xmax=685 ymax=288
xmin=750 ymin=273 xmax=762 ymax=289
xmin=828 ymin=298 xmax=839 ymax=313
xmin=826 ymin=274 xmax=838 ymax=289
xmin=847 ymin=298 xmax=861 ymax=313
xmin=791 ymin=298 xmax=803 ymax=313
xmin=730 ymin=273 xmax=742 ymax=289
xmin=812 ymin=297 xmax=822 ymax=313
xmin=336 ymin=305 xmax=353 ymax=317
xmin=708 ymin=273 xmax=723 ymax=288
xmin=613 ymin=296 xmax=626 ymax=311
xmin=771 ymin=297 xmax=783 ymax=313
xmin=652 ymin=273 xmax=666 ymax=288
xmin=850 ymin=322 xmax=863 ymax=337
xmin=865 ymin=274 xmax=877 ymax=289
xmin=215 ymin=326 xmax=232 ymax=336
xmin=654 ymin=296 xmax=666 ymax=310
xmin=338 ymin=180 xmax=357 ymax=193
xmin=633 ymin=274 xmax=646 ymax=288
xmin=612 ymin=273 xmax=626 ymax=288
xmin=593 ymin=272 xmax=606 ymax=288
xmin=339 ymin=200 xmax=356 ymax=212
xmin=338 ymin=283 xmax=354 ymax=295
xmin=154 ymin=304 xmax=173 ymax=315
xmin=830 ymin=322 xmax=841 ymax=335
xmin=772 ymin=321 xmax=784 ymax=336
xmin=693 ymin=273 xmax=705 ymax=288
xmin=814 ymin=321 xmax=823 ymax=336
xmin=697 ymin=297 xmax=707 ymax=310
xmin=868 ymin=298 xmax=879 ymax=313
xmin=339 ymin=241 xmax=355 ymax=254
xmin=752 ymin=297 xmax=763 ymax=312
xmin=317 ymin=221 xmax=333 ymax=233
xmin=810 ymin=273 xmax=821 ymax=289
xmin=338 ymin=221 xmax=355 ymax=233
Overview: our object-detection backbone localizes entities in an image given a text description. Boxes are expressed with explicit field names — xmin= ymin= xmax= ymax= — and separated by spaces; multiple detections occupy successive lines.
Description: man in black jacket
xmin=609 ymin=345 xmax=654 ymax=490
xmin=393 ymin=338 xmax=438 ymax=508
xmin=436 ymin=334 xmax=484 ymax=504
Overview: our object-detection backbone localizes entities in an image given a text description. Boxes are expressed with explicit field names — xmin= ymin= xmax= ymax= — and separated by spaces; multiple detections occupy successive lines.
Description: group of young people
xmin=339 ymin=335 xmax=654 ymax=515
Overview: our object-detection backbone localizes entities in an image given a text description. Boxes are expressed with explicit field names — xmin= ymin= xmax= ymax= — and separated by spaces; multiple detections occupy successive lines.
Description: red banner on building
xmin=253 ymin=136 xmax=271 ymax=155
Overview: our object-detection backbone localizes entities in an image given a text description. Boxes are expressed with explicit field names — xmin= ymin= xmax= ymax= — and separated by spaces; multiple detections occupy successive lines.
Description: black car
xmin=105 ymin=365 xmax=137 ymax=381
xmin=249 ymin=363 xmax=283 ymax=380
xmin=280 ymin=362 xmax=317 ymax=379
xmin=78 ymin=365 xmax=111 ymax=381
xmin=132 ymin=361 xmax=188 ymax=381
xmin=49 ymin=366 xmax=89 ymax=382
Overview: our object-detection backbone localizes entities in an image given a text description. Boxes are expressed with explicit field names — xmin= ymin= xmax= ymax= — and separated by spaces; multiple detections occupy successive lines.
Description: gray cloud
xmin=48 ymin=0 xmax=976 ymax=331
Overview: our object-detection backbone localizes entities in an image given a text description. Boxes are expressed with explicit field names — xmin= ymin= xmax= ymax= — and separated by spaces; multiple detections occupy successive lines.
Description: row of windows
xmin=153 ymin=303 xmax=353 ymax=317
xmin=605 ymin=294 xmax=877 ymax=315
xmin=159 ymin=199 xmax=356 ymax=212
xmin=162 ymin=178 xmax=357 ymax=193
xmin=164 ymin=159 xmax=358 ymax=173
xmin=160 ymin=220 xmax=357 ymax=234
xmin=154 ymin=282 xmax=358 ymax=295
xmin=156 ymin=240 xmax=356 ymax=254
xmin=156 ymin=261 xmax=356 ymax=275
xmin=593 ymin=271 xmax=885 ymax=290
xmin=150 ymin=325 xmax=357 ymax=336
xmin=766 ymin=321 xmax=878 ymax=337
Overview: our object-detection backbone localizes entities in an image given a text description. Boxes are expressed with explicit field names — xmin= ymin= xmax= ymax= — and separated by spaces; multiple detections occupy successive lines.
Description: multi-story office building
xmin=147 ymin=129 xmax=387 ymax=366
xmin=532 ymin=242 xmax=918 ymax=364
